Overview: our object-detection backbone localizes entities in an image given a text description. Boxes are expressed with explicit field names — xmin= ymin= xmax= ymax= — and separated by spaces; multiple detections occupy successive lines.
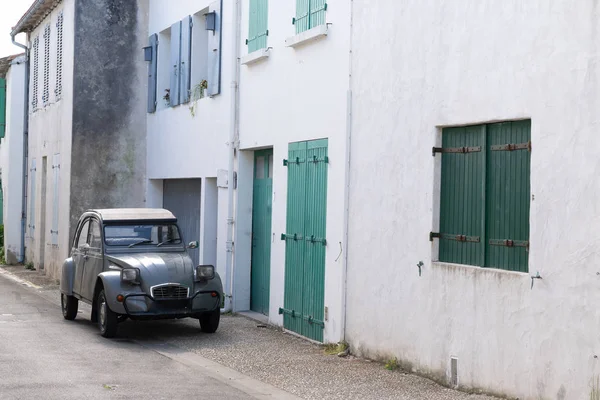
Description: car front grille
xmin=152 ymin=284 xmax=189 ymax=300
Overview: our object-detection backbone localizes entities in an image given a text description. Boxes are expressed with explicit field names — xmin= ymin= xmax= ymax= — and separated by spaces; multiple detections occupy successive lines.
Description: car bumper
xmin=121 ymin=290 xmax=221 ymax=319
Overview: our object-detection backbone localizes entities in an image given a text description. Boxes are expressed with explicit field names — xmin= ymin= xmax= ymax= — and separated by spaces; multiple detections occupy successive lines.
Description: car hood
xmin=107 ymin=252 xmax=195 ymax=289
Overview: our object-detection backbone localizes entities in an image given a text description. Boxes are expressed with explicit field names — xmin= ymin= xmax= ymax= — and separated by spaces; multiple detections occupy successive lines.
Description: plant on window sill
xmin=163 ymin=89 xmax=170 ymax=106
xmin=189 ymin=80 xmax=208 ymax=117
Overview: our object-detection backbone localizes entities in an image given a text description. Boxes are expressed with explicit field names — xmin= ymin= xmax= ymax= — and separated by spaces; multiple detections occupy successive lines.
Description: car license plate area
xmin=148 ymin=299 xmax=189 ymax=313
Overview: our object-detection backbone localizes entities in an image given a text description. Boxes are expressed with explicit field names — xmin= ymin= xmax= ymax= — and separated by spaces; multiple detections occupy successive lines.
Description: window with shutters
xmin=293 ymin=0 xmax=327 ymax=34
xmin=0 ymin=78 xmax=6 ymax=140
xmin=247 ymin=0 xmax=268 ymax=52
xmin=433 ymin=120 xmax=531 ymax=273
xmin=191 ymin=10 xmax=209 ymax=100
xmin=157 ymin=27 xmax=172 ymax=110
xmin=43 ymin=23 xmax=50 ymax=106
xmin=55 ymin=11 xmax=63 ymax=100
xmin=32 ymin=35 xmax=39 ymax=110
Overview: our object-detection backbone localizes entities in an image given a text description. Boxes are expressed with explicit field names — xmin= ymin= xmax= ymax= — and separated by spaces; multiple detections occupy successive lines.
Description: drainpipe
xmin=11 ymin=33 xmax=30 ymax=264
xmin=341 ymin=0 xmax=355 ymax=342
xmin=222 ymin=0 xmax=241 ymax=313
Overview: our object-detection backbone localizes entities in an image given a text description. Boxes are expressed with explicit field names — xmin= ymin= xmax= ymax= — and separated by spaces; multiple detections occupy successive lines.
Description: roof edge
xmin=11 ymin=0 xmax=62 ymax=37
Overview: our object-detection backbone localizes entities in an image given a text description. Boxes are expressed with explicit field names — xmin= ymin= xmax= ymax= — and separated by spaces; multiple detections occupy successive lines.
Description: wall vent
xmin=450 ymin=357 xmax=458 ymax=387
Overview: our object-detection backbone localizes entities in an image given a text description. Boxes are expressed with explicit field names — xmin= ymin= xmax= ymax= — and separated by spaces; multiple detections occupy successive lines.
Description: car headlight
xmin=121 ymin=268 xmax=140 ymax=285
xmin=195 ymin=265 xmax=215 ymax=281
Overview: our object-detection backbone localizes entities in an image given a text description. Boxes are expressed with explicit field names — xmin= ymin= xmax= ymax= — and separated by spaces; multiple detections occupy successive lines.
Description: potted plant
xmin=163 ymin=89 xmax=170 ymax=106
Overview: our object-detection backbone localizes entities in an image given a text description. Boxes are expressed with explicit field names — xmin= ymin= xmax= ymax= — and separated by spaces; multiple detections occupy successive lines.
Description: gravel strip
xmin=2 ymin=266 xmax=499 ymax=400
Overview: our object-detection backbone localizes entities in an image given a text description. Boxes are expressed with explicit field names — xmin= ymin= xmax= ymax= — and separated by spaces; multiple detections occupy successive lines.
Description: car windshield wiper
xmin=156 ymin=238 xmax=179 ymax=247
xmin=128 ymin=239 xmax=154 ymax=248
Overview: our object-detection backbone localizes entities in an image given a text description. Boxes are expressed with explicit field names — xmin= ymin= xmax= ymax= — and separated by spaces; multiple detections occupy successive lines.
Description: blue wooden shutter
xmin=180 ymin=16 xmax=192 ymax=104
xmin=309 ymin=0 xmax=327 ymax=28
xmin=51 ymin=154 xmax=60 ymax=245
xmin=207 ymin=0 xmax=222 ymax=96
xmin=247 ymin=0 xmax=268 ymax=52
xmin=147 ymin=34 xmax=158 ymax=113
xmin=294 ymin=0 xmax=310 ymax=34
xmin=29 ymin=158 xmax=37 ymax=235
xmin=147 ymin=34 xmax=158 ymax=112
xmin=0 ymin=78 xmax=5 ymax=139
xmin=170 ymin=21 xmax=182 ymax=107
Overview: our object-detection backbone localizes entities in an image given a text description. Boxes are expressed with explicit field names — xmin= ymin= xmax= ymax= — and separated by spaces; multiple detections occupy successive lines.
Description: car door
xmin=81 ymin=218 xmax=104 ymax=301
xmin=72 ymin=219 xmax=90 ymax=296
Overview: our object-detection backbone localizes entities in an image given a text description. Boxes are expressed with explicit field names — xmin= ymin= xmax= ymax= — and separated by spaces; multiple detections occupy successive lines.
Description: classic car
xmin=59 ymin=208 xmax=223 ymax=338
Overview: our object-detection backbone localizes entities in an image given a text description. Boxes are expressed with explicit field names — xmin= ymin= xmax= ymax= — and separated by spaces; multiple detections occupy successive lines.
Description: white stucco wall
xmin=236 ymin=0 xmax=351 ymax=343
xmin=146 ymin=0 xmax=233 ymax=292
xmin=26 ymin=0 xmax=75 ymax=279
xmin=1 ymin=56 xmax=26 ymax=263
xmin=346 ymin=1 xmax=600 ymax=399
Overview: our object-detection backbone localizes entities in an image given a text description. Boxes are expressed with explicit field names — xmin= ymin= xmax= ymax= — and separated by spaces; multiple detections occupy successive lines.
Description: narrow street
xmin=0 ymin=272 xmax=295 ymax=400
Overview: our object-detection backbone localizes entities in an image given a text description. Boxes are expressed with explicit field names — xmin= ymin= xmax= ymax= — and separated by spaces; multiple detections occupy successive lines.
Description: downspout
xmin=341 ymin=0 xmax=354 ymax=342
xmin=11 ymin=34 xmax=29 ymax=264
xmin=222 ymin=0 xmax=241 ymax=313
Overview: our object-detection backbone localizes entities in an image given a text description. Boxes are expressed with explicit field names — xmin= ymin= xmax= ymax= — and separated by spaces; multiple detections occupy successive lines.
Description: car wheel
xmin=61 ymin=293 xmax=78 ymax=320
xmin=199 ymin=308 xmax=220 ymax=333
xmin=97 ymin=290 xmax=118 ymax=338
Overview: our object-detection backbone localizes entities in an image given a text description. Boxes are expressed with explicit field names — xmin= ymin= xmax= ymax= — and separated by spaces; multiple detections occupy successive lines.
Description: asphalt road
xmin=0 ymin=273 xmax=289 ymax=400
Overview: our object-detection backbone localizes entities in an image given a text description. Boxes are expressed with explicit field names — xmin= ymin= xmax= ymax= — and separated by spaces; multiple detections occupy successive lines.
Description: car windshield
xmin=104 ymin=224 xmax=182 ymax=247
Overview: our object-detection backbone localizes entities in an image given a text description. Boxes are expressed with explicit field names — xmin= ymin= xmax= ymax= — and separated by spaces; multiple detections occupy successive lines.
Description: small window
xmin=77 ymin=220 xmax=90 ymax=248
xmin=435 ymin=120 xmax=531 ymax=272
xmin=294 ymin=0 xmax=327 ymax=34
xmin=255 ymin=156 xmax=265 ymax=179
xmin=89 ymin=220 xmax=102 ymax=249
xmin=247 ymin=0 xmax=268 ymax=52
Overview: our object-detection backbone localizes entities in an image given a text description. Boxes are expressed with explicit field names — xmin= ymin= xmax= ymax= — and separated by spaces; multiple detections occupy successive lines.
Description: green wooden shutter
xmin=302 ymin=139 xmax=327 ymax=342
xmin=309 ymin=0 xmax=327 ymax=28
xmin=485 ymin=121 xmax=531 ymax=272
xmin=247 ymin=0 xmax=268 ymax=52
xmin=0 ymin=78 xmax=6 ymax=139
xmin=283 ymin=141 xmax=307 ymax=335
xmin=438 ymin=126 xmax=486 ymax=266
xmin=294 ymin=0 xmax=310 ymax=34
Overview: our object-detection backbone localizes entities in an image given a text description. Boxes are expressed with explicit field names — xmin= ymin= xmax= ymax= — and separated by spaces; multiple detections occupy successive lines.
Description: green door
xmin=250 ymin=149 xmax=273 ymax=315
xmin=281 ymin=139 xmax=328 ymax=342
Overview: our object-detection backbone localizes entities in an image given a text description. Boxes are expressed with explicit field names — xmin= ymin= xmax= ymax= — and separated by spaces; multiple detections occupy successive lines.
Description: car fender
xmin=96 ymin=271 xmax=129 ymax=314
xmin=60 ymin=257 xmax=76 ymax=296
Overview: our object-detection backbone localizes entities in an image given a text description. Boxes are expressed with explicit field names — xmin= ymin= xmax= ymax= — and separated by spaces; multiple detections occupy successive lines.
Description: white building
xmin=144 ymin=0 xmax=237 ymax=311
xmin=345 ymin=1 xmax=600 ymax=399
xmin=11 ymin=0 xmax=148 ymax=279
xmin=0 ymin=54 xmax=26 ymax=264
xmin=234 ymin=0 xmax=351 ymax=344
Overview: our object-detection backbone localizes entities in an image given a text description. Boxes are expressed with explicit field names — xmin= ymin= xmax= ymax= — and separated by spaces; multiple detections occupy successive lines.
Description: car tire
xmin=97 ymin=290 xmax=118 ymax=338
xmin=199 ymin=308 xmax=220 ymax=333
xmin=61 ymin=293 xmax=78 ymax=320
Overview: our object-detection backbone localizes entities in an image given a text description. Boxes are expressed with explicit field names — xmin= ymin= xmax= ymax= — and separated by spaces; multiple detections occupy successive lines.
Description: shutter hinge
xmin=490 ymin=141 xmax=532 ymax=152
xmin=292 ymin=17 xmax=296 ymax=25
xmin=281 ymin=233 xmax=303 ymax=241
xmin=488 ymin=239 xmax=529 ymax=248
xmin=430 ymin=232 xmax=480 ymax=243
xmin=432 ymin=146 xmax=481 ymax=156
xmin=283 ymin=157 xmax=305 ymax=166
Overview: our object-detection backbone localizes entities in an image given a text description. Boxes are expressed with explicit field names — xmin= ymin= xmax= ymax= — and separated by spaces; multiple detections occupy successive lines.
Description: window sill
xmin=241 ymin=48 xmax=270 ymax=66
xmin=432 ymin=261 xmax=529 ymax=277
xmin=285 ymin=24 xmax=328 ymax=48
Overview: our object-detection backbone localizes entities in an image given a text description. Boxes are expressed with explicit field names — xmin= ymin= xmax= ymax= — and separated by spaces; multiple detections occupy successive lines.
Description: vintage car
xmin=59 ymin=208 xmax=223 ymax=338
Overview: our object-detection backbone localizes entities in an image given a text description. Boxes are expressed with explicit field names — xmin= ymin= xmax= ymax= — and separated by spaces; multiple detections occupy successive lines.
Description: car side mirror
xmin=187 ymin=241 xmax=199 ymax=249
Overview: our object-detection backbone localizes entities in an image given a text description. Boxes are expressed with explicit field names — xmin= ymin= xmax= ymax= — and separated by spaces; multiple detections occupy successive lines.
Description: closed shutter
xmin=207 ymin=0 xmax=223 ymax=96
xmin=485 ymin=121 xmax=531 ymax=272
xmin=29 ymin=159 xmax=37 ymax=235
xmin=247 ymin=0 xmax=268 ymax=53
xmin=147 ymin=34 xmax=158 ymax=113
xmin=51 ymin=154 xmax=60 ymax=245
xmin=438 ymin=126 xmax=485 ymax=266
xmin=170 ymin=21 xmax=182 ymax=107
xmin=0 ymin=78 xmax=5 ymax=139
xmin=283 ymin=141 xmax=307 ymax=336
xmin=436 ymin=121 xmax=531 ymax=272
xmin=180 ymin=16 xmax=192 ymax=104
xmin=309 ymin=0 xmax=327 ymax=28
xmin=294 ymin=0 xmax=310 ymax=34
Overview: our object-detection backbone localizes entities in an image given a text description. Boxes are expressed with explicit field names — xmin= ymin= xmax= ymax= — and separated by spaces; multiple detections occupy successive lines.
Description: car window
xmin=89 ymin=220 xmax=102 ymax=249
xmin=76 ymin=220 xmax=90 ymax=248
xmin=104 ymin=224 xmax=182 ymax=246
